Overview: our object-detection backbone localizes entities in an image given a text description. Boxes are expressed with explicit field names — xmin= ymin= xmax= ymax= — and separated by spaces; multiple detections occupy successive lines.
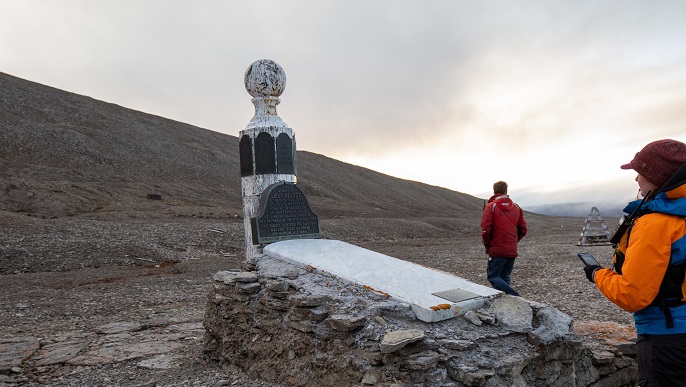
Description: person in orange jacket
xmin=481 ymin=181 xmax=527 ymax=296
xmin=583 ymin=139 xmax=686 ymax=386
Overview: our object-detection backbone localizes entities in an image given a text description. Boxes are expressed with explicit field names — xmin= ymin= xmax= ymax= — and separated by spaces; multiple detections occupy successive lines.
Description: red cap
xmin=621 ymin=139 xmax=686 ymax=187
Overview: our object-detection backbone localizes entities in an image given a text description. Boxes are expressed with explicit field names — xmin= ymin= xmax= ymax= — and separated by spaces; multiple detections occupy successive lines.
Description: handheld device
xmin=577 ymin=252 xmax=600 ymax=267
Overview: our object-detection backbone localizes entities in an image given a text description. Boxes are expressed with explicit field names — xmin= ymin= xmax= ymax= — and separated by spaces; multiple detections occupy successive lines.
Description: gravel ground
xmin=0 ymin=212 xmax=632 ymax=386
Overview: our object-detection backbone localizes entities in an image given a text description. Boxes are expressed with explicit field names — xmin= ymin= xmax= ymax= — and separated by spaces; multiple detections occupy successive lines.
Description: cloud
xmin=2 ymin=0 xmax=686 ymax=206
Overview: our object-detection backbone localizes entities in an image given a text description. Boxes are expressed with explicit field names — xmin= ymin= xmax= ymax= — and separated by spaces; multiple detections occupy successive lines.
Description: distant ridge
xmin=0 ymin=72 xmax=484 ymax=220
xmin=523 ymin=201 xmax=626 ymax=218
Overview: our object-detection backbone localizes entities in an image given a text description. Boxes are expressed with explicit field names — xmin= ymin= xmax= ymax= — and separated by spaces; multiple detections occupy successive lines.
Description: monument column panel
xmin=239 ymin=59 xmax=296 ymax=261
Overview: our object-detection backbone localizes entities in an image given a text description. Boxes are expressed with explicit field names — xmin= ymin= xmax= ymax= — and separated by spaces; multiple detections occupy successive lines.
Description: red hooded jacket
xmin=480 ymin=194 xmax=527 ymax=258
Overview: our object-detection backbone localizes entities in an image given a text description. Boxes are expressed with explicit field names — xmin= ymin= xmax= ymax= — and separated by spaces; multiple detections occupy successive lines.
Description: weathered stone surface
xmin=234 ymin=272 xmax=259 ymax=283
xmin=380 ymin=329 xmax=425 ymax=354
xmin=236 ymin=282 xmax=262 ymax=294
xmin=95 ymin=322 xmax=143 ymax=334
xmin=591 ymin=348 xmax=616 ymax=365
xmin=68 ymin=341 xmax=184 ymax=365
xmin=489 ymin=296 xmax=533 ymax=333
xmin=442 ymin=339 xmax=473 ymax=351
xmin=361 ymin=368 xmax=381 ymax=384
xmin=266 ymin=280 xmax=289 ymax=292
xmin=615 ymin=342 xmax=636 ymax=356
xmin=268 ymin=291 xmax=290 ymax=299
xmin=325 ymin=314 xmax=366 ymax=332
xmin=212 ymin=270 xmax=258 ymax=284
xmin=476 ymin=309 xmax=496 ymax=324
xmin=0 ymin=337 xmax=39 ymax=372
xmin=288 ymin=306 xmax=328 ymax=322
xmin=463 ymin=311 xmax=482 ymax=326
xmin=285 ymin=318 xmax=316 ymax=333
xmin=593 ymin=364 xmax=637 ymax=387
xmin=530 ymin=306 xmax=573 ymax=345
xmin=447 ymin=363 xmax=495 ymax=386
xmin=212 ymin=270 xmax=241 ymax=283
xmin=33 ymin=340 xmax=89 ymax=366
xmin=401 ymin=350 xmax=440 ymax=370
xmin=372 ymin=316 xmax=387 ymax=325
xmin=259 ymin=296 xmax=290 ymax=311
xmin=136 ymin=354 xmax=180 ymax=369
xmin=290 ymin=294 xmax=331 ymax=307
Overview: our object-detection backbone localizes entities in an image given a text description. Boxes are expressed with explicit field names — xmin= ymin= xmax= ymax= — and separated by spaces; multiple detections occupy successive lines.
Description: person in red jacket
xmin=480 ymin=181 xmax=528 ymax=296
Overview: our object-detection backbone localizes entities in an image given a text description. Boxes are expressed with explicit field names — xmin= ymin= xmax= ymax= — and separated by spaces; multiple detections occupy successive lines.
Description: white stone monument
xmin=577 ymin=207 xmax=612 ymax=246
xmin=239 ymin=59 xmax=297 ymax=261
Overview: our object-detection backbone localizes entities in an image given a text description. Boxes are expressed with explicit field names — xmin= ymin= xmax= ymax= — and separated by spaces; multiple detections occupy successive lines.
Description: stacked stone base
xmin=204 ymin=257 xmax=636 ymax=386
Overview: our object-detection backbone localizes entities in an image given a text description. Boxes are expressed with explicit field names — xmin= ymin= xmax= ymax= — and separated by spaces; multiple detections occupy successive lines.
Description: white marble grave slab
xmin=263 ymin=239 xmax=501 ymax=322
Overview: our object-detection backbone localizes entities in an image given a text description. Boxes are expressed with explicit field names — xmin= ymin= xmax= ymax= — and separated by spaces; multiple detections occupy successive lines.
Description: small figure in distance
xmin=480 ymin=181 xmax=527 ymax=296
xmin=582 ymin=139 xmax=686 ymax=386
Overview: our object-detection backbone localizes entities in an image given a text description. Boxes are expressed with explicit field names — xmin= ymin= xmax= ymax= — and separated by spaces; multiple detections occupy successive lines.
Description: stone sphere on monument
xmin=244 ymin=59 xmax=287 ymax=98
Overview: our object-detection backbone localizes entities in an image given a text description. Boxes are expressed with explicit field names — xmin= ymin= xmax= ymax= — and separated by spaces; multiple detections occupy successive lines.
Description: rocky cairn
xmin=204 ymin=256 xmax=636 ymax=386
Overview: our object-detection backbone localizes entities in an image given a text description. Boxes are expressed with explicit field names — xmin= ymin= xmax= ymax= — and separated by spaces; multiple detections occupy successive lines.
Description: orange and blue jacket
xmin=595 ymin=178 xmax=686 ymax=335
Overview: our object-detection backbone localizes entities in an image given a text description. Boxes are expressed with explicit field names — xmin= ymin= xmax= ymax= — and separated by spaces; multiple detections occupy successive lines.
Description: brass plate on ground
xmin=432 ymin=288 xmax=480 ymax=303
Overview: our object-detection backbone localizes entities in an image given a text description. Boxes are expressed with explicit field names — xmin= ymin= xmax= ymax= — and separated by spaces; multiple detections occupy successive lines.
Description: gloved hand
xmin=584 ymin=265 xmax=602 ymax=283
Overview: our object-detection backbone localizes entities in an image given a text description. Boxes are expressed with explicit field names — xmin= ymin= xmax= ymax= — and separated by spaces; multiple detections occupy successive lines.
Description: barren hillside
xmin=0 ymin=71 xmax=483 ymax=221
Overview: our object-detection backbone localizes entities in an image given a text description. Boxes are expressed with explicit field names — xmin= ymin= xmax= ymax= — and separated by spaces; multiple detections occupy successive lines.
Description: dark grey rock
xmin=324 ymin=314 xmax=366 ymax=332
xmin=380 ymin=329 xmax=425 ymax=354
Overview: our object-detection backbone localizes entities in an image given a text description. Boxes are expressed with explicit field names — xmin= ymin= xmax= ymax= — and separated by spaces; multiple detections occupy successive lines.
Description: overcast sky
xmin=2 ymin=1 xmax=686 ymax=210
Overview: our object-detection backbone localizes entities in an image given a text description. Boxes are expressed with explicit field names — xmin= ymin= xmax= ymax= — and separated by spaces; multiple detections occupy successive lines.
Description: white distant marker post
xmin=239 ymin=59 xmax=297 ymax=262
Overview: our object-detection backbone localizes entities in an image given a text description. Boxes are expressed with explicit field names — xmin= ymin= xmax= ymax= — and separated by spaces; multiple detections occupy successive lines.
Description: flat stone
xmin=443 ymin=339 xmax=473 ymax=351
xmin=96 ymin=322 xmax=143 ymax=334
xmin=33 ymin=340 xmax=89 ymax=366
xmin=266 ymin=281 xmax=289 ymax=292
xmin=212 ymin=270 xmax=240 ymax=283
xmin=285 ymin=319 xmax=316 ymax=333
xmin=591 ymin=348 xmax=615 ymax=365
xmin=380 ymin=329 xmax=425 ymax=354
xmin=0 ymin=337 xmax=39 ymax=372
xmin=476 ymin=310 xmax=496 ymax=324
xmin=260 ymin=296 xmax=290 ymax=311
xmin=324 ymin=314 xmax=366 ymax=332
xmin=530 ymin=306 xmax=573 ymax=345
xmin=137 ymin=354 xmax=180 ymax=369
xmin=236 ymin=282 xmax=262 ymax=294
xmin=290 ymin=294 xmax=331 ymax=307
xmin=234 ymin=272 xmax=259 ymax=283
xmin=463 ymin=311 xmax=482 ymax=326
xmin=67 ymin=341 xmax=184 ymax=365
xmin=448 ymin=363 xmax=495 ymax=386
xmin=288 ymin=306 xmax=328 ymax=322
xmin=489 ymin=296 xmax=533 ymax=333
xmin=164 ymin=322 xmax=203 ymax=333
xmin=401 ymin=350 xmax=440 ymax=370
xmin=361 ymin=368 xmax=381 ymax=385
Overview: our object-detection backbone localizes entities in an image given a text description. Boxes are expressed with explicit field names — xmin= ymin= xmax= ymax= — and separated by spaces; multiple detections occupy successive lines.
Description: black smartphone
xmin=577 ymin=252 xmax=600 ymax=266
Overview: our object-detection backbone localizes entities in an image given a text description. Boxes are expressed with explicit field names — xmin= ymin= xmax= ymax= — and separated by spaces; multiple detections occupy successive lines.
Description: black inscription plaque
xmin=254 ymin=132 xmax=276 ymax=175
xmin=276 ymin=133 xmax=294 ymax=175
xmin=239 ymin=135 xmax=253 ymax=176
xmin=250 ymin=182 xmax=321 ymax=244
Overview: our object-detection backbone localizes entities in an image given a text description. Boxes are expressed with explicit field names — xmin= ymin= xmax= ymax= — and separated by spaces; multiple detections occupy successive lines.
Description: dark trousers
xmin=636 ymin=333 xmax=686 ymax=386
xmin=487 ymin=257 xmax=519 ymax=296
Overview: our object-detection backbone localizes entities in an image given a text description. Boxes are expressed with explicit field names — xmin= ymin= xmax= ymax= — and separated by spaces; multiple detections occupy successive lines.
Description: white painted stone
xmin=244 ymin=59 xmax=286 ymax=98
xmin=263 ymin=239 xmax=500 ymax=322
xmin=240 ymin=59 xmax=297 ymax=262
